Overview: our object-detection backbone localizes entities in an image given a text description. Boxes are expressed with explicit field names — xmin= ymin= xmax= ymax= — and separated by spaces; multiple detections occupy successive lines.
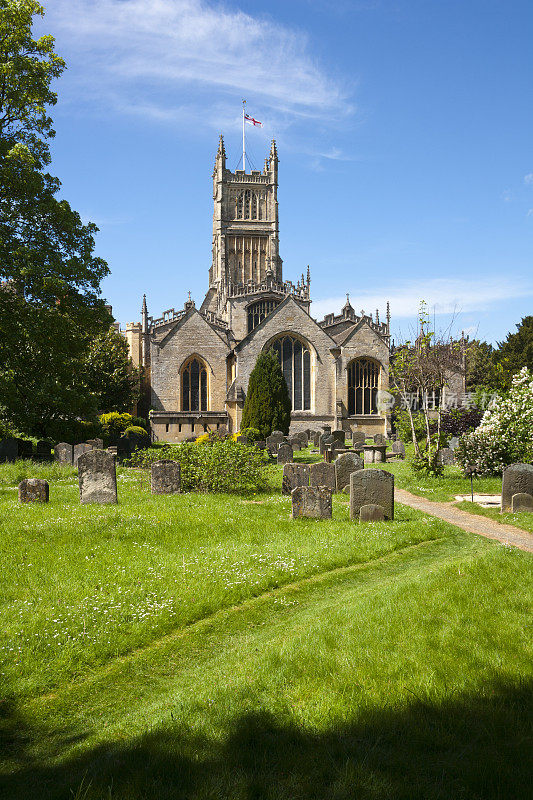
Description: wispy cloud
xmin=524 ymin=173 xmax=533 ymax=185
xmin=44 ymin=0 xmax=352 ymax=130
xmin=312 ymin=277 xmax=533 ymax=320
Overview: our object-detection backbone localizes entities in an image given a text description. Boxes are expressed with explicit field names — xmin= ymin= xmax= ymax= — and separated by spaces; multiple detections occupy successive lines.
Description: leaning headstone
xmin=291 ymin=486 xmax=332 ymax=519
xmin=151 ymin=460 xmax=181 ymax=494
xmin=350 ymin=469 xmax=394 ymax=521
xmin=78 ymin=450 xmax=117 ymax=505
xmin=309 ymin=461 xmax=336 ymax=491
xmin=391 ymin=441 xmax=406 ymax=459
xmin=282 ymin=463 xmax=309 ymax=495
xmin=335 ymin=451 xmax=364 ymax=491
xmin=0 ymin=438 xmax=18 ymax=463
xmin=73 ymin=443 xmax=93 ymax=465
xmin=277 ymin=443 xmax=293 ymax=464
xmin=437 ymin=447 xmax=455 ymax=466
xmin=54 ymin=442 xmax=73 ymax=465
xmin=501 ymin=463 xmax=533 ymax=513
xmin=511 ymin=492 xmax=533 ymax=513
xmin=35 ymin=441 xmax=52 ymax=461
xmin=359 ymin=503 xmax=385 ymax=522
xmin=18 ymin=479 xmax=49 ymax=504
xmin=86 ymin=438 xmax=104 ymax=450
xmin=331 ymin=430 xmax=346 ymax=446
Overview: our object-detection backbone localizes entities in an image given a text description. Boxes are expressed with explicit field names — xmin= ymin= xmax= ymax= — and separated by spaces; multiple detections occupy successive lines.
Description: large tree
xmin=464 ymin=339 xmax=501 ymax=391
xmin=0 ymin=1 xmax=113 ymax=435
xmin=496 ymin=316 xmax=533 ymax=389
xmin=241 ymin=350 xmax=291 ymax=438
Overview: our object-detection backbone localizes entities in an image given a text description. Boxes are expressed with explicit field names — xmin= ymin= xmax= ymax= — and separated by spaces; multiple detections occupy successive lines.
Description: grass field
xmin=0 ymin=453 xmax=532 ymax=799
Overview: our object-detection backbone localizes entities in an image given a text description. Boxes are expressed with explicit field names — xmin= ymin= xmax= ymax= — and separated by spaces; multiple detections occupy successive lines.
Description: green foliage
xmin=83 ymin=328 xmax=139 ymax=413
xmin=409 ymin=447 xmax=444 ymax=477
xmin=465 ymin=339 xmax=501 ymax=391
xmin=238 ymin=426 xmax=261 ymax=443
xmin=393 ymin=408 xmax=427 ymax=443
xmin=241 ymin=349 xmax=291 ymax=438
xmin=0 ymin=458 xmax=77 ymax=486
xmin=99 ymin=412 xmax=134 ymax=443
xmin=128 ymin=439 xmax=268 ymax=494
xmin=496 ymin=316 xmax=533 ymax=389
xmin=45 ymin=417 xmax=102 ymax=445
xmin=124 ymin=425 xmax=150 ymax=450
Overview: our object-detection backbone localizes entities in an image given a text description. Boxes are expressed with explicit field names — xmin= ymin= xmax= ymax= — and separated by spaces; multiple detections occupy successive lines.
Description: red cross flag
xmin=244 ymin=113 xmax=263 ymax=127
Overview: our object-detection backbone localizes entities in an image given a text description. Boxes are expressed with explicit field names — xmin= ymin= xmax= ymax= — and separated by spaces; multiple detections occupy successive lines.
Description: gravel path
xmin=396 ymin=488 xmax=533 ymax=553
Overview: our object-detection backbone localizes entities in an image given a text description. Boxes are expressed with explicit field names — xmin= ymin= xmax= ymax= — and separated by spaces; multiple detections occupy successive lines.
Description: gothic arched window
xmin=270 ymin=335 xmax=311 ymax=411
xmin=181 ymin=357 xmax=208 ymax=411
xmin=347 ymin=358 xmax=379 ymax=415
xmin=247 ymin=299 xmax=280 ymax=332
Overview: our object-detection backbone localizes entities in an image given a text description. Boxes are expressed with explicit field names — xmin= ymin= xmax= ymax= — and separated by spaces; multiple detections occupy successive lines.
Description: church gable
xmin=340 ymin=318 xmax=389 ymax=363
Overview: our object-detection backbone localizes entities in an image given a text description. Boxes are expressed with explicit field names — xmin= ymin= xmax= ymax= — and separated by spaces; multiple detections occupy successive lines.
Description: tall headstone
xmin=501 ymin=464 xmax=533 ymax=512
xmin=18 ymin=479 xmax=49 ymax=503
xmin=309 ymin=461 xmax=336 ymax=491
xmin=437 ymin=447 xmax=455 ymax=466
xmin=282 ymin=463 xmax=309 ymax=495
xmin=335 ymin=451 xmax=364 ymax=491
xmin=277 ymin=443 xmax=293 ymax=464
xmin=73 ymin=443 xmax=93 ymax=465
xmin=78 ymin=450 xmax=118 ymax=505
xmin=291 ymin=486 xmax=332 ymax=519
xmin=373 ymin=433 xmax=386 ymax=445
xmin=295 ymin=431 xmax=308 ymax=448
xmin=35 ymin=441 xmax=52 ymax=461
xmin=288 ymin=437 xmax=301 ymax=451
xmin=350 ymin=469 xmax=394 ymax=521
xmin=352 ymin=431 xmax=366 ymax=448
xmin=0 ymin=438 xmax=18 ymax=463
xmin=320 ymin=433 xmax=333 ymax=455
xmin=54 ymin=442 xmax=73 ymax=465
xmin=391 ymin=441 xmax=406 ymax=459
xmin=151 ymin=460 xmax=181 ymax=494
xmin=511 ymin=493 xmax=533 ymax=513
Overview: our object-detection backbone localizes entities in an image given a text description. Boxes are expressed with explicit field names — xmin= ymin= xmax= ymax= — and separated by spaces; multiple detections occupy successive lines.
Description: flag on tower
xmin=244 ymin=113 xmax=262 ymax=127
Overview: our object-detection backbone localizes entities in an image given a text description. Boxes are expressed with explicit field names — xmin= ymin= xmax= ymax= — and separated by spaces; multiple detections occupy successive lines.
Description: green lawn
xmin=0 ymin=458 xmax=532 ymax=799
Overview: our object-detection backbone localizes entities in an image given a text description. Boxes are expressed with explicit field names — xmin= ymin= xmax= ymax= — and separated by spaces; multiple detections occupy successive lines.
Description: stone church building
xmin=125 ymin=137 xmax=392 ymax=442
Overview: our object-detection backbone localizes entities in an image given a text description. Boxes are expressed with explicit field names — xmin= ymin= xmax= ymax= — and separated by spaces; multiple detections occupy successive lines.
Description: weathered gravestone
xmin=331 ymin=430 xmax=346 ymax=446
xmin=78 ymin=450 xmax=118 ymax=504
xmin=350 ymin=469 xmax=394 ymax=521
xmin=282 ymin=463 xmax=309 ymax=495
xmin=266 ymin=432 xmax=285 ymax=452
xmin=54 ymin=442 xmax=73 ymax=465
xmin=151 ymin=460 xmax=181 ymax=494
xmin=322 ymin=425 xmax=332 ymax=434
xmin=73 ymin=443 xmax=93 ymax=465
xmin=277 ymin=443 xmax=293 ymax=464
xmin=18 ymin=479 xmax=49 ymax=503
xmin=86 ymin=438 xmax=104 ymax=450
xmin=117 ymin=436 xmax=132 ymax=461
xmin=295 ymin=431 xmax=308 ymax=448
xmin=0 ymin=438 xmax=18 ymax=463
xmin=16 ymin=439 xmax=33 ymax=459
xmin=36 ymin=441 xmax=52 ymax=461
xmin=373 ymin=433 xmax=386 ymax=445
xmin=352 ymin=431 xmax=366 ymax=448
xmin=359 ymin=503 xmax=385 ymax=522
xmin=391 ymin=441 xmax=406 ymax=459
xmin=335 ymin=451 xmax=364 ymax=491
xmin=291 ymin=486 xmax=332 ymax=519
xmin=320 ymin=433 xmax=333 ymax=456
xmin=501 ymin=463 xmax=533 ymax=513
xmin=437 ymin=447 xmax=455 ymax=466
xmin=309 ymin=461 xmax=336 ymax=491
xmin=363 ymin=444 xmax=387 ymax=464
xmin=288 ymin=437 xmax=301 ymax=451
xmin=511 ymin=492 xmax=533 ymax=513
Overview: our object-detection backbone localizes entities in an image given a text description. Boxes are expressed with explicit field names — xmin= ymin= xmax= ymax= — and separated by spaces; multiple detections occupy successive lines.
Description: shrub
xmin=131 ymin=416 xmax=148 ymax=431
xmin=392 ymin=409 xmax=427 ymax=443
xmin=241 ymin=350 xmax=291 ymax=438
xmin=128 ymin=439 xmax=268 ymax=494
xmin=124 ymin=425 xmax=150 ymax=449
xmin=237 ymin=427 xmax=261 ymax=443
xmin=100 ymin=412 xmax=134 ymax=444
xmin=46 ymin=418 xmax=102 ymax=445
xmin=440 ymin=407 xmax=483 ymax=437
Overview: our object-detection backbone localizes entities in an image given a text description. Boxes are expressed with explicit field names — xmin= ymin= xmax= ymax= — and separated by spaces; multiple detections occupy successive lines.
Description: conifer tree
xmin=241 ymin=350 xmax=291 ymax=438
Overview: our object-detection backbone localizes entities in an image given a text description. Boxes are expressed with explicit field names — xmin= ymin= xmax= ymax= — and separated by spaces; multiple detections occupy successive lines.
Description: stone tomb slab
xmin=54 ymin=442 xmax=73 ymax=465
xmin=86 ymin=438 xmax=104 ymax=450
xmin=309 ymin=461 xmax=336 ymax=491
xmin=335 ymin=451 xmax=364 ymax=491
xmin=151 ymin=460 xmax=181 ymax=494
xmin=350 ymin=469 xmax=394 ymax=520
xmin=511 ymin=492 xmax=533 ymax=513
xmin=501 ymin=463 xmax=533 ymax=513
xmin=291 ymin=486 xmax=332 ymax=519
xmin=78 ymin=450 xmax=118 ymax=505
xmin=18 ymin=479 xmax=49 ymax=503
xmin=437 ymin=447 xmax=455 ymax=466
xmin=282 ymin=463 xmax=309 ymax=495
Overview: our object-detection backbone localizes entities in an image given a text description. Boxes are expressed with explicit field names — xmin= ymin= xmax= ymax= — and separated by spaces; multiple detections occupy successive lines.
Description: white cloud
xmin=524 ymin=173 xmax=533 ymax=185
xmin=44 ymin=0 xmax=351 ymax=128
xmin=311 ymin=277 xmax=533 ymax=321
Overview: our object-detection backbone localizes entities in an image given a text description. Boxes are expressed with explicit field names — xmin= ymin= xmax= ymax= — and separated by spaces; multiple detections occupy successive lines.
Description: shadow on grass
xmin=2 ymin=678 xmax=532 ymax=799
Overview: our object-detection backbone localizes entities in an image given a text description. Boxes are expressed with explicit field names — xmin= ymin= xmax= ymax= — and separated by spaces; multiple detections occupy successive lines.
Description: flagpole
xmin=242 ymin=99 xmax=246 ymax=171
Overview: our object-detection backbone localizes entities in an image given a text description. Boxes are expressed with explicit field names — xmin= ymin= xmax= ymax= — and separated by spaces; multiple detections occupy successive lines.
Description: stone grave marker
xmin=363 ymin=444 xmax=387 ymax=464
xmin=320 ymin=433 xmax=333 ymax=455
xmin=291 ymin=486 xmax=332 ymax=519
xmin=288 ymin=437 xmax=301 ymax=451
xmin=335 ymin=451 xmax=364 ymax=491
xmin=511 ymin=492 xmax=533 ymax=512
xmin=86 ymin=438 xmax=104 ymax=450
xmin=0 ymin=438 xmax=18 ymax=463
xmin=309 ymin=461 xmax=336 ymax=491
xmin=437 ymin=447 xmax=455 ymax=466
xmin=322 ymin=425 xmax=332 ymax=434
xmin=73 ymin=443 xmax=93 ymax=465
xmin=295 ymin=431 xmax=308 ymax=448
xmin=277 ymin=443 xmax=293 ymax=464
xmin=78 ymin=450 xmax=118 ymax=504
xmin=373 ymin=433 xmax=386 ymax=445
xmin=352 ymin=432 xmax=366 ymax=447
xmin=16 ymin=439 xmax=33 ymax=459
xmin=36 ymin=441 xmax=52 ymax=461
xmin=350 ymin=469 xmax=394 ymax=521
xmin=54 ymin=442 xmax=73 ymax=465
xmin=391 ymin=441 xmax=406 ymax=459
xmin=117 ymin=436 xmax=132 ymax=460
xmin=18 ymin=479 xmax=49 ymax=503
xmin=501 ymin=463 xmax=533 ymax=513
xmin=151 ymin=460 xmax=181 ymax=494
xmin=282 ymin=463 xmax=309 ymax=495
xmin=359 ymin=503 xmax=385 ymax=522
xmin=331 ymin=429 xmax=346 ymax=446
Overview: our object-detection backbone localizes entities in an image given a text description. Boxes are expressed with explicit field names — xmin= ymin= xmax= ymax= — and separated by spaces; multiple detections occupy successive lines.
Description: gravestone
xmin=335 ymin=451 xmax=364 ymax=491
xmin=151 ymin=460 xmax=181 ymax=494
xmin=331 ymin=430 xmax=346 ymax=446
xmin=291 ymin=486 xmax=332 ymax=519
xmin=73 ymin=443 xmax=93 ymax=465
xmin=320 ymin=433 xmax=333 ymax=455
xmin=501 ymin=463 xmax=533 ymax=513
xmin=511 ymin=492 xmax=533 ymax=512
xmin=277 ymin=443 xmax=293 ymax=464
xmin=322 ymin=425 xmax=332 ymax=434
xmin=36 ymin=441 xmax=52 ymax=461
xmin=117 ymin=435 xmax=132 ymax=461
xmin=16 ymin=439 xmax=33 ymax=459
xmin=359 ymin=503 xmax=385 ymax=522
xmin=282 ymin=463 xmax=309 ymax=495
xmin=54 ymin=442 xmax=73 ymax=465
xmin=295 ymin=431 xmax=308 ymax=448
xmin=78 ymin=450 xmax=118 ymax=504
xmin=312 ymin=431 xmax=321 ymax=447
xmin=288 ymin=437 xmax=301 ymax=451
xmin=363 ymin=444 xmax=387 ymax=464
xmin=86 ymin=438 xmax=104 ymax=450
xmin=437 ymin=447 xmax=455 ymax=466
xmin=350 ymin=469 xmax=394 ymax=521
xmin=0 ymin=438 xmax=18 ymax=463
xmin=18 ymin=479 xmax=49 ymax=503
xmin=373 ymin=433 xmax=386 ymax=445
xmin=352 ymin=432 xmax=366 ymax=447
xmin=309 ymin=461 xmax=336 ymax=491
xmin=271 ymin=430 xmax=285 ymax=438
xmin=391 ymin=441 xmax=406 ymax=459
xmin=448 ymin=437 xmax=460 ymax=451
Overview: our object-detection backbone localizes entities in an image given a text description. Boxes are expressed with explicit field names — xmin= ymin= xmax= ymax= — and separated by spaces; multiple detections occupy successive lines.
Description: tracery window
xmin=247 ymin=299 xmax=280 ymax=332
xmin=271 ymin=335 xmax=311 ymax=411
xmin=347 ymin=358 xmax=379 ymax=415
xmin=181 ymin=357 xmax=208 ymax=411
xmin=236 ymin=190 xmax=262 ymax=220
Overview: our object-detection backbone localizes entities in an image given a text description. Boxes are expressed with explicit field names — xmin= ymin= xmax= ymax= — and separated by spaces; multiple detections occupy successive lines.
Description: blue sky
xmin=37 ymin=0 xmax=532 ymax=344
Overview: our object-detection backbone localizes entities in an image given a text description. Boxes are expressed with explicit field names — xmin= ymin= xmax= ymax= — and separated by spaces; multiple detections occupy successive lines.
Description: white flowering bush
xmin=456 ymin=367 xmax=533 ymax=475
